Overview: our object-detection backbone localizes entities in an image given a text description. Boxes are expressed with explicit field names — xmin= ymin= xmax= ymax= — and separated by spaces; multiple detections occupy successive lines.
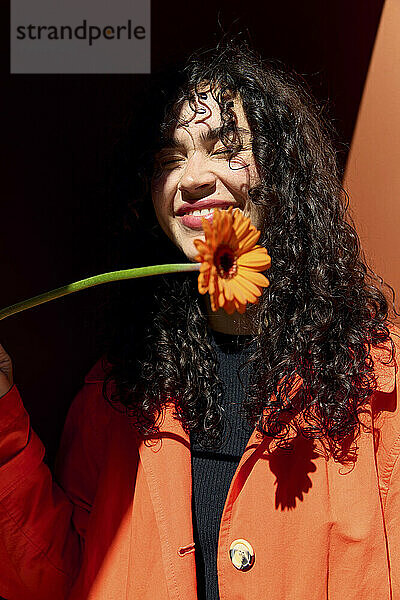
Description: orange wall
xmin=344 ymin=0 xmax=400 ymax=321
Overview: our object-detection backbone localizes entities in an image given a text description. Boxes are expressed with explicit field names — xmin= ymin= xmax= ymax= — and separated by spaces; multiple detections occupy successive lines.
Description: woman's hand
xmin=0 ymin=344 xmax=13 ymax=397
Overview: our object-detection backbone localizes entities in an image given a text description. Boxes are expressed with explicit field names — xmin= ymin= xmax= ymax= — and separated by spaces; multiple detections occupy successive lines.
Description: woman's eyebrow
xmin=158 ymin=137 xmax=184 ymax=151
xmin=198 ymin=126 xmax=252 ymax=144
xmin=198 ymin=126 xmax=223 ymax=144
xmin=200 ymin=127 xmax=251 ymax=143
xmin=158 ymin=126 xmax=252 ymax=151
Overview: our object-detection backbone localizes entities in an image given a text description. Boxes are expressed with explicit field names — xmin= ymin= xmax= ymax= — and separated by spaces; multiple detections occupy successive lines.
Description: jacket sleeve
xmin=0 ymin=373 xmax=111 ymax=600
xmin=379 ymin=325 xmax=400 ymax=597
xmin=384 ymin=439 xmax=400 ymax=597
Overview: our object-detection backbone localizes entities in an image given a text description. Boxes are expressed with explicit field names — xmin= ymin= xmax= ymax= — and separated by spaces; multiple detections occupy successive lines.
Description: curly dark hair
xmin=103 ymin=39 xmax=396 ymax=460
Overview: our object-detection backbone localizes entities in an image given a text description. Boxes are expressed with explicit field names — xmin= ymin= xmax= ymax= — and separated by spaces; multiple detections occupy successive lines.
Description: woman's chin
xmin=178 ymin=237 xmax=205 ymax=263
xmin=184 ymin=252 xmax=200 ymax=263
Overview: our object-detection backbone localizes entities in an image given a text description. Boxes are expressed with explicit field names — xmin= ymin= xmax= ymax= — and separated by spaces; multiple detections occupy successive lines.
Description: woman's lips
xmin=177 ymin=203 xmax=242 ymax=230
xmin=176 ymin=200 xmax=238 ymax=230
xmin=179 ymin=212 xmax=214 ymax=229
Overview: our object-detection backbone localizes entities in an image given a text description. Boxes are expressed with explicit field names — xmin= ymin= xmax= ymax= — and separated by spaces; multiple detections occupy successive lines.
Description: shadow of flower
xmin=268 ymin=435 xmax=320 ymax=510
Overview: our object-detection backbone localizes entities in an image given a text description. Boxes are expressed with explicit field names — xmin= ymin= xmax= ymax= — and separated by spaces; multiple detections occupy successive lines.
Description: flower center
xmin=215 ymin=246 xmax=238 ymax=279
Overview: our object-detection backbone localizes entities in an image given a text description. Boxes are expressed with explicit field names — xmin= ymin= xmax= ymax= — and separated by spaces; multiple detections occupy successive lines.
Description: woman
xmin=0 ymin=41 xmax=399 ymax=600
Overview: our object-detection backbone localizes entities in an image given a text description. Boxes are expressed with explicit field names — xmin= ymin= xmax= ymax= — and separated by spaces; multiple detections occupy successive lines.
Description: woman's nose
xmin=178 ymin=154 xmax=216 ymax=197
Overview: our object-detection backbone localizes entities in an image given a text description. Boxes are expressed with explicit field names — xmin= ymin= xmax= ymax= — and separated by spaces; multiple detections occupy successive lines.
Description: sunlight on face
xmin=151 ymin=90 xmax=263 ymax=261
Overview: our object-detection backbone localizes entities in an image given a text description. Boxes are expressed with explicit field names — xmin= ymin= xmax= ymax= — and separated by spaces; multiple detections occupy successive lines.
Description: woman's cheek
xmin=220 ymin=163 xmax=252 ymax=196
xmin=152 ymin=174 xmax=178 ymax=214
xmin=151 ymin=170 xmax=171 ymax=195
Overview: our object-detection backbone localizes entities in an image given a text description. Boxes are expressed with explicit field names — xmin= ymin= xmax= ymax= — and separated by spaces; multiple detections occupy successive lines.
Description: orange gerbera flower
xmin=194 ymin=207 xmax=271 ymax=314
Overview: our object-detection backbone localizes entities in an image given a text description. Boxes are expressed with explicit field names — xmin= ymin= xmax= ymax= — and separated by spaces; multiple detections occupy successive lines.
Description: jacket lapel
xmin=138 ymin=404 xmax=197 ymax=600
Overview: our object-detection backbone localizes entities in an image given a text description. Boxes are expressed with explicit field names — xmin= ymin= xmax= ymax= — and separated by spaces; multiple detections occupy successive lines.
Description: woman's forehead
xmin=170 ymin=93 xmax=250 ymax=143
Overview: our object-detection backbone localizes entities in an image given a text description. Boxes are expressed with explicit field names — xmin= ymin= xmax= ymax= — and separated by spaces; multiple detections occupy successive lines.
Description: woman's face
xmin=151 ymin=91 xmax=263 ymax=261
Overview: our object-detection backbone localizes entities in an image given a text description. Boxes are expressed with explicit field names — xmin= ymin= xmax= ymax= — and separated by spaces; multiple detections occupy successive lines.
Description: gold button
xmin=229 ymin=539 xmax=255 ymax=571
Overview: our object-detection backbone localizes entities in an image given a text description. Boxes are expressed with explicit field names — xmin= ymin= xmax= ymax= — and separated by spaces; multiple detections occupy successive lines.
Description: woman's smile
xmin=176 ymin=200 xmax=241 ymax=230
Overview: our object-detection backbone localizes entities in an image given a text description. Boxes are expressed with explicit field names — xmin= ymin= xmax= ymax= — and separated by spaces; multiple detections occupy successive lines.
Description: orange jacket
xmin=0 ymin=327 xmax=400 ymax=599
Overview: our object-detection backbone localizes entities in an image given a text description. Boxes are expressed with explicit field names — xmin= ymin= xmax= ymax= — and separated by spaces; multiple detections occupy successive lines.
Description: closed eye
xmin=158 ymin=156 xmax=185 ymax=169
xmin=212 ymin=148 xmax=233 ymax=156
xmin=211 ymin=143 xmax=251 ymax=158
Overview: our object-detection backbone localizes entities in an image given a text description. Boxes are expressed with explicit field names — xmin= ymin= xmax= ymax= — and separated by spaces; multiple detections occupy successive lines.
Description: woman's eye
xmin=212 ymin=144 xmax=248 ymax=158
xmin=212 ymin=148 xmax=233 ymax=157
xmin=159 ymin=157 xmax=185 ymax=169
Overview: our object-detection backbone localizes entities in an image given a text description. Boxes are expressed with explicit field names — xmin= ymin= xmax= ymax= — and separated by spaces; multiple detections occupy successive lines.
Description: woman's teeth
xmin=188 ymin=209 xmax=215 ymax=217
xmin=185 ymin=207 xmax=242 ymax=216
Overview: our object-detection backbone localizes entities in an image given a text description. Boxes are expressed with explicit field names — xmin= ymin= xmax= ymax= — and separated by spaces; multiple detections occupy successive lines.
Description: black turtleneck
xmin=190 ymin=330 xmax=255 ymax=600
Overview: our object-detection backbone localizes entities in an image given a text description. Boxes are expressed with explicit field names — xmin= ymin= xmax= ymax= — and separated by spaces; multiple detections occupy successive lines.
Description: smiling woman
xmin=0 ymin=38 xmax=399 ymax=600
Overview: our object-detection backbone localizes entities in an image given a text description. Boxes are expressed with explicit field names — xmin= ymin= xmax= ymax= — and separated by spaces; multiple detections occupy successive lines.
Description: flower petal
xmin=235 ymin=273 xmax=263 ymax=298
xmin=218 ymin=288 xmax=226 ymax=308
xmin=233 ymin=278 xmax=258 ymax=303
xmin=228 ymin=279 xmax=251 ymax=305
xmin=202 ymin=217 xmax=214 ymax=242
xmin=200 ymin=261 xmax=210 ymax=273
xmin=221 ymin=278 xmax=234 ymax=301
xmin=208 ymin=266 xmax=217 ymax=296
xmin=210 ymin=292 xmax=218 ymax=312
xmin=220 ymin=211 xmax=233 ymax=244
xmin=224 ymin=299 xmax=236 ymax=314
xmin=234 ymin=299 xmax=247 ymax=314
xmin=232 ymin=214 xmax=252 ymax=241
xmin=237 ymin=246 xmax=271 ymax=269
xmin=194 ymin=239 xmax=211 ymax=255
xmin=198 ymin=268 xmax=210 ymax=294
xmin=238 ymin=267 xmax=270 ymax=287
xmin=237 ymin=229 xmax=261 ymax=253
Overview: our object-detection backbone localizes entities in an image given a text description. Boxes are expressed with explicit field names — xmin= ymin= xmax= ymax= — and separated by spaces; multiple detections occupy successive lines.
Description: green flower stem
xmin=0 ymin=263 xmax=200 ymax=321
